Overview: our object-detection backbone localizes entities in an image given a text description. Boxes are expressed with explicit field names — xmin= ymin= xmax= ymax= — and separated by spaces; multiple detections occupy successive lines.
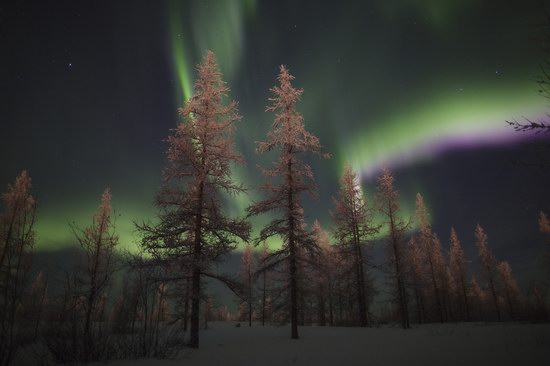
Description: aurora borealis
xmin=0 ymin=0 xmax=549 ymax=280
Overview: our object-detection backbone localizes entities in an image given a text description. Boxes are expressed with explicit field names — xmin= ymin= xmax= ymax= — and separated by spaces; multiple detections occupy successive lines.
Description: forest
xmin=0 ymin=50 xmax=549 ymax=365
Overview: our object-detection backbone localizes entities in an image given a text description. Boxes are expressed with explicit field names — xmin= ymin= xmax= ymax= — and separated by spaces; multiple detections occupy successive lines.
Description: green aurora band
xmin=168 ymin=0 xmax=256 ymax=103
xmin=342 ymin=80 xmax=547 ymax=178
xmin=30 ymin=0 xmax=547 ymax=253
xmin=38 ymin=73 xmax=543 ymax=252
xmin=168 ymin=1 xmax=192 ymax=102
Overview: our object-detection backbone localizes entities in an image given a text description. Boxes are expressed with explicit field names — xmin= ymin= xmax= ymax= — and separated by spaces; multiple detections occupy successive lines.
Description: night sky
xmin=1 ymin=0 xmax=549 ymax=282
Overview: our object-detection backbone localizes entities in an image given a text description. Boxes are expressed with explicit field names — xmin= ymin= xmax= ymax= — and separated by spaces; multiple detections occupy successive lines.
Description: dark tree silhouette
xmin=72 ymin=188 xmax=119 ymax=362
xmin=506 ymin=117 xmax=550 ymax=134
xmin=138 ymin=51 xmax=250 ymax=348
xmin=28 ymin=270 xmax=48 ymax=341
xmin=239 ymin=244 xmax=255 ymax=327
xmin=258 ymin=240 xmax=271 ymax=326
xmin=507 ymin=12 xmax=550 ymax=134
xmin=0 ymin=171 xmax=36 ymax=366
xmin=248 ymin=65 xmax=328 ymax=339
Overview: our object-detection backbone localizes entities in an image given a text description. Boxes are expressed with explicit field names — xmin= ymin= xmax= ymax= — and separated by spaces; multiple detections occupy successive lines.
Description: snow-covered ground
xmin=99 ymin=322 xmax=550 ymax=366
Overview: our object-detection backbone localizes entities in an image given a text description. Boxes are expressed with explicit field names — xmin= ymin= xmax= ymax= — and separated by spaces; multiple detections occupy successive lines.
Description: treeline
xmin=237 ymin=173 xmax=550 ymax=331
xmin=0 ymin=182 xmax=191 ymax=364
xmin=1 ymin=50 xmax=550 ymax=364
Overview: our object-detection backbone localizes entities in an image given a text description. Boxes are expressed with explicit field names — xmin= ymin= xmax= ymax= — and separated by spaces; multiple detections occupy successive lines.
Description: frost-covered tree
xmin=475 ymin=224 xmax=501 ymax=321
xmin=239 ymin=244 xmax=255 ymax=327
xmin=72 ymin=188 xmax=119 ymax=361
xmin=449 ymin=228 xmax=470 ymax=321
xmin=407 ymin=237 xmax=426 ymax=323
xmin=138 ymin=51 xmax=250 ymax=348
xmin=470 ymin=274 xmax=486 ymax=320
xmin=331 ymin=165 xmax=377 ymax=326
xmin=415 ymin=193 xmax=445 ymax=323
xmin=375 ymin=168 xmax=409 ymax=329
xmin=28 ymin=270 xmax=48 ymax=341
xmin=445 ymin=266 xmax=458 ymax=321
xmin=248 ymin=65 xmax=328 ymax=339
xmin=433 ymin=234 xmax=452 ymax=321
xmin=497 ymin=261 xmax=521 ymax=320
xmin=0 ymin=171 xmax=36 ymax=366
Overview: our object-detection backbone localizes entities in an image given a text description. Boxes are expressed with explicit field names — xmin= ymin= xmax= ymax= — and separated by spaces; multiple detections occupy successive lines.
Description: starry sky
xmin=1 ymin=0 xmax=549 ymax=281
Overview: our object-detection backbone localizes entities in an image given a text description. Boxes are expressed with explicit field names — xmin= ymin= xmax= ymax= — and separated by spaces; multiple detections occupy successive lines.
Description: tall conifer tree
xmin=138 ymin=51 xmax=250 ymax=348
xmin=449 ymin=228 xmax=470 ymax=320
xmin=375 ymin=168 xmax=410 ymax=329
xmin=332 ymin=164 xmax=376 ymax=326
xmin=475 ymin=224 xmax=501 ymax=321
xmin=0 ymin=171 xmax=36 ymax=366
xmin=248 ymin=65 xmax=328 ymax=339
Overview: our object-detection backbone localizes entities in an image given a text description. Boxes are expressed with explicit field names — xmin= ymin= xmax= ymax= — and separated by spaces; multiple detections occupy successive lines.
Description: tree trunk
xmin=427 ymin=249 xmax=444 ymax=323
xmin=460 ymin=276 xmax=470 ymax=321
xmin=287 ymin=150 xmax=299 ymax=339
xmin=327 ymin=275 xmax=334 ymax=326
xmin=261 ymin=272 xmax=266 ymax=326
xmin=183 ymin=279 xmax=190 ymax=332
xmin=189 ymin=181 xmax=204 ymax=348
xmin=390 ymin=214 xmax=409 ymax=329
xmin=318 ymin=282 xmax=326 ymax=326
xmin=84 ymin=213 xmax=107 ymax=362
xmin=289 ymin=251 xmax=298 ymax=338
xmin=248 ymin=280 xmax=252 ymax=327
xmin=486 ymin=267 xmax=501 ymax=321
xmin=33 ymin=279 xmax=48 ymax=341
xmin=353 ymin=224 xmax=368 ymax=327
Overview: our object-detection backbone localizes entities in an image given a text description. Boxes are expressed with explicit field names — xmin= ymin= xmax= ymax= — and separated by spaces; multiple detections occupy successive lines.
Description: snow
xmin=97 ymin=322 xmax=550 ymax=366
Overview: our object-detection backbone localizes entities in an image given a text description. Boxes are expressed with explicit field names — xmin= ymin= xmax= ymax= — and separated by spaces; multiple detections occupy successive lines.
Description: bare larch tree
xmin=29 ymin=270 xmax=48 ymax=341
xmin=497 ymin=261 xmax=521 ymax=320
xmin=331 ymin=164 xmax=377 ymax=327
xmin=138 ymin=51 xmax=250 ymax=348
xmin=415 ymin=193 xmax=446 ymax=323
xmin=0 ymin=171 xmax=36 ymax=366
xmin=475 ymin=224 xmax=501 ymax=321
xmin=72 ymin=188 xmax=119 ymax=362
xmin=406 ymin=237 xmax=426 ymax=323
xmin=449 ymin=227 xmax=470 ymax=321
xmin=248 ymin=65 xmax=328 ymax=339
xmin=375 ymin=168 xmax=410 ymax=329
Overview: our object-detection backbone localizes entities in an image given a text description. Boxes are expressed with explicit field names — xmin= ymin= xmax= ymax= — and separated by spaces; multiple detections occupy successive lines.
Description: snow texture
xmin=96 ymin=322 xmax=550 ymax=366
